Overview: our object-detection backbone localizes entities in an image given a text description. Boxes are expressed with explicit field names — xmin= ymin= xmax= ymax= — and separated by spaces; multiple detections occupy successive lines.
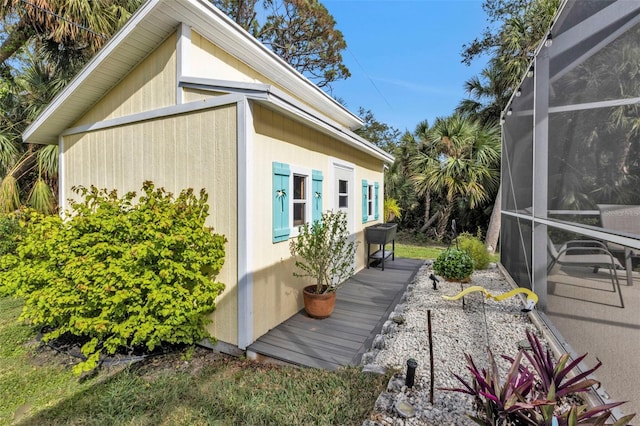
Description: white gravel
xmin=362 ymin=262 xmax=545 ymax=426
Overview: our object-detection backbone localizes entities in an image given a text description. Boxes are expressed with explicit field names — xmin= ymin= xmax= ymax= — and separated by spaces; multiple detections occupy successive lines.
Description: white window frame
xmin=290 ymin=166 xmax=312 ymax=237
xmin=366 ymin=182 xmax=375 ymax=222
xmin=338 ymin=179 xmax=349 ymax=209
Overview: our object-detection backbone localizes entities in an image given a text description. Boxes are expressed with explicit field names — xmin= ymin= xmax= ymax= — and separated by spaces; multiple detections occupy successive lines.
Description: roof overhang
xmin=23 ymin=0 xmax=363 ymax=145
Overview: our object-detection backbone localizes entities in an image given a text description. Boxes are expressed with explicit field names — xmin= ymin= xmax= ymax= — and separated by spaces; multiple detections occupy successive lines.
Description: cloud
xmin=372 ymin=77 xmax=455 ymax=95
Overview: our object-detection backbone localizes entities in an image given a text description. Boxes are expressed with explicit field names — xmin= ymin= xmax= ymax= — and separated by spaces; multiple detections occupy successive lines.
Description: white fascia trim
xmin=265 ymin=91 xmax=394 ymax=164
xmin=178 ymin=77 xmax=394 ymax=163
xmin=23 ymin=0 xmax=162 ymax=143
xmin=176 ymin=23 xmax=192 ymax=104
xmin=185 ymin=0 xmax=361 ymax=129
xmin=61 ymin=93 xmax=244 ymax=136
xmin=237 ymin=98 xmax=254 ymax=349
xmin=58 ymin=136 xmax=65 ymax=213
xmin=180 ymin=77 xmax=271 ymax=98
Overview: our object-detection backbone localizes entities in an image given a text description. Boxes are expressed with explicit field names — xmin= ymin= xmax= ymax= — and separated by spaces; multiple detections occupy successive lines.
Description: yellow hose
xmin=442 ymin=286 xmax=538 ymax=312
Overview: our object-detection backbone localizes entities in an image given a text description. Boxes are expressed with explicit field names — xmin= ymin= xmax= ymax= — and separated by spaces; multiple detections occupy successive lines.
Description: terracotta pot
xmin=302 ymin=285 xmax=336 ymax=319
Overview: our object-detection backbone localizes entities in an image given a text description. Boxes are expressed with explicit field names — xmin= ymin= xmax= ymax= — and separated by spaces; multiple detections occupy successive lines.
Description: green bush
xmin=0 ymin=214 xmax=24 ymax=257
xmin=432 ymin=247 xmax=474 ymax=281
xmin=0 ymin=181 xmax=226 ymax=374
xmin=457 ymin=232 xmax=491 ymax=270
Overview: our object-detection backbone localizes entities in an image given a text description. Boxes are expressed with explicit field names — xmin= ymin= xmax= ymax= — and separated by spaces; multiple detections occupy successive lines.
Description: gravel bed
xmin=362 ymin=262 xmax=545 ymax=425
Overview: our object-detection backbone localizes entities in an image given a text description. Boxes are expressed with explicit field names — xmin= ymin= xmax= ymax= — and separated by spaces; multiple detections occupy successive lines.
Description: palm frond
xmin=27 ymin=178 xmax=56 ymax=215
xmin=0 ymin=175 xmax=21 ymax=214
xmin=0 ymin=133 xmax=21 ymax=174
xmin=37 ymin=145 xmax=59 ymax=178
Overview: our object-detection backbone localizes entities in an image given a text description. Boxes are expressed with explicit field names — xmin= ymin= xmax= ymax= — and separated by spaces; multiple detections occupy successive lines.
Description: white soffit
xmin=23 ymin=0 xmax=361 ymax=145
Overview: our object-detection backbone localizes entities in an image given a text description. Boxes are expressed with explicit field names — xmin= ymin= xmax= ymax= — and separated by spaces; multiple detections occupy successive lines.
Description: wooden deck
xmin=247 ymin=258 xmax=425 ymax=370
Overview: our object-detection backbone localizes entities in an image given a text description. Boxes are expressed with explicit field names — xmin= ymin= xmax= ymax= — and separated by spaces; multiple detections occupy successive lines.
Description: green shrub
xmin=0 ymin=214 xmax=24 ymax=257
xmin=0 ymin=181 xmax=226 ymax=374
xmin=457 ymin=232 xmax=491 ymax=270
xmin=432 ymin=247 xmax=474 ymax=281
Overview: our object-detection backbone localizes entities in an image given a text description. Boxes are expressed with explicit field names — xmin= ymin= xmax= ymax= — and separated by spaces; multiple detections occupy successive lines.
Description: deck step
xmin=247 ymin=258 xmax=425 ymax=369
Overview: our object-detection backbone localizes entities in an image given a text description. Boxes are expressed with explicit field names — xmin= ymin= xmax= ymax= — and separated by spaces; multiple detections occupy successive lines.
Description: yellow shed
xmin=23 ymin=0 xmax=393 ymax=353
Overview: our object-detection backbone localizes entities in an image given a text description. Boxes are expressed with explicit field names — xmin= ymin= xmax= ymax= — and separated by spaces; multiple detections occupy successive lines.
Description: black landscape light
xmin=429 ymin=273 xmax=439 ymax=290
xmin=405 ymin=358 xmax=417 ymax=388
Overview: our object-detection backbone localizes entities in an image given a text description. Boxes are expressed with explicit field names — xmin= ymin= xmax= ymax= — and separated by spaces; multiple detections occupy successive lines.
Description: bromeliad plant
xmin=445 ymin=330 xmax=635 ymax=425
xmin=289 ymin=210 xmax=358 ymax=294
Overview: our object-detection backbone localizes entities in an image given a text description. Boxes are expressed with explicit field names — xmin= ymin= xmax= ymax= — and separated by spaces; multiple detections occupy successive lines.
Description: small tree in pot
xmin=290 ymin=210 xmax=358 ymax=318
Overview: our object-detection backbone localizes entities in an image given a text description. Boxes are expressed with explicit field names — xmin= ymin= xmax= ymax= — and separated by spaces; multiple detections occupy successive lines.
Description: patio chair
xmin=547 ymin=237 xmax=624 ymax=308
xmin=597 ymin=204 xmax=640 ymax=285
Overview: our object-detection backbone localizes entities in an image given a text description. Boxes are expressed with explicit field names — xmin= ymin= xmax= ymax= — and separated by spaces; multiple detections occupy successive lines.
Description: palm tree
xmin=458 ymin=0 xmax=559 ymax=250
xmin=411 ymin=114 xmax=501 ymax=239
xmin=0 ymin=0 xmax=140 ymax=67
xmin=0 ymin=1 xmax=142 ymax=214
xmin=0 ymin=53 xmax=64 ymax=214
xmin=385 ymin=131 xmax=419 ymax=229
xmin=457 ymin=59 xmax=512 ymax=127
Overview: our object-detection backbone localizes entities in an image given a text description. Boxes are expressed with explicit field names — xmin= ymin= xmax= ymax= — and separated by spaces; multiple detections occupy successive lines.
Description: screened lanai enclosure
xmin=501 ymin=0 xmax=640 ymax=418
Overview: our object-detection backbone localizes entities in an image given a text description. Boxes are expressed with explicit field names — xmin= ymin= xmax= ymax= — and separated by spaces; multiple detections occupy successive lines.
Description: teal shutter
xmin=312 ymin=170 xmax=323 ymax=223
xmin=374 ymin=182 xmax=380 ymax=220
xmin=362 ymin=179 xmax=368 ymax=223
xmin=273 ymin=162 xmax=290 ymax=243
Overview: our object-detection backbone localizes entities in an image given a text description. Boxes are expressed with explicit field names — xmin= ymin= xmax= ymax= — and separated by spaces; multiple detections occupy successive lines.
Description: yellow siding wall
xmin=250 ymin=104 xmax=385 ymax=341
xmin=189 ymin=32 xmax=313 ymax=114
xmin=190 ymin=32 xmax=263 ymax=84
xmin=74 ymin=33 xmax=177 ymax=126
xmin=61 ymin=105 xmax=239 ymax=345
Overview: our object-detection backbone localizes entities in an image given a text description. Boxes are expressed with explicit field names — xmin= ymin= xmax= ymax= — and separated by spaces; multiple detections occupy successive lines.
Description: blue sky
xmin=324 ymin=0 xmax=490 ymax=133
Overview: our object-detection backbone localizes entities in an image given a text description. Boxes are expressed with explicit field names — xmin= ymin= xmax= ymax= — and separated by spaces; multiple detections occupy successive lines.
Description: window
xmin=273 ymin=162 xmax=323 ymax=243
xmin=339 ymin=179 xmax=348 ymax=208
xmin=293 ymin=174 xmax=307 ymax=227
xmin=362 ymin=179 xmax=379 ymax=223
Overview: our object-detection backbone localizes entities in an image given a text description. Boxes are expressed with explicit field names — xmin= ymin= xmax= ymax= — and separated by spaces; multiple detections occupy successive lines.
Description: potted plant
xmin=433 ymin=247 xmax=474 ymax=282
xmin=383 ymin=198 xmax=402 ymax=222
xmin=289 ymin=210 xmax=358 ymax=318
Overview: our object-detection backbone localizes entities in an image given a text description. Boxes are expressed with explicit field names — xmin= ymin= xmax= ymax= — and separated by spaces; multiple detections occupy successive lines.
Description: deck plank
xmin=247 ymin=257 xmax=424 ymax=369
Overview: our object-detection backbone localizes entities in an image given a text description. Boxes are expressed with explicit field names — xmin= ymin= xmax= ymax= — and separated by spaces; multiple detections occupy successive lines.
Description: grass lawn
xmin=1 ymin=238 xmax=497 ymax=425
xmin=0 ymin=296 xmax=391 ymax=425
xmin=394 ymin=242 xmax=446 ymax=260
xmin=393 ymin=236 xmax=499 ymax=263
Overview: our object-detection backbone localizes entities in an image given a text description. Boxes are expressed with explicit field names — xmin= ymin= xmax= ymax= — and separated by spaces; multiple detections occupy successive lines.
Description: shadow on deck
xmin=247 ymin=258 xmax=425 ymax=370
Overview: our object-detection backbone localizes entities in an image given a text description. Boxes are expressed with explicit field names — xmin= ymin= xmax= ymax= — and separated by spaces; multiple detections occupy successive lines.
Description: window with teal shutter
xmin=312 ymin=170 xmax=323 ymax=223
xmin=374 ymin=182 xmax=379 ymax=220
xmin=273 ymin=162 xmax=290 ymax=243
xmin=362 ymin=180 xmax=368 ymax=223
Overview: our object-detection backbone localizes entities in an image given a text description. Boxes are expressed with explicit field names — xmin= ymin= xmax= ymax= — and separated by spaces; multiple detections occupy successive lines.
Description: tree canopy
xmin=354 ymin=108 xmax=401 ymax=154
xmin=458 ymin=0 xmax=559 ymax=126
xmin=210 ymin=0 xmax=350 ymax=88
xmin=0 ymin=0 xmax=139 ymax=69
xmin=0 ymin=0 xmax=143 ymax=214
